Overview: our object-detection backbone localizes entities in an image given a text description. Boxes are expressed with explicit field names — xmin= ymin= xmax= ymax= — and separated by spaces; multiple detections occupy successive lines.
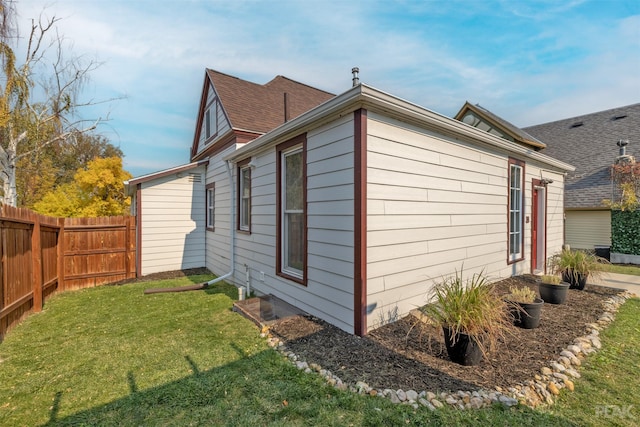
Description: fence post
xmin=57 ymin=218 xmax=65 ymax=292
xmin=32 ymin=215 xmax=43 ymax=313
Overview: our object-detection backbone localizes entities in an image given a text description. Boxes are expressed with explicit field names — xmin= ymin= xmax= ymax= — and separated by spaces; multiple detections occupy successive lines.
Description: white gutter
xmin=224 ymin=83 xmax=575 ymax=173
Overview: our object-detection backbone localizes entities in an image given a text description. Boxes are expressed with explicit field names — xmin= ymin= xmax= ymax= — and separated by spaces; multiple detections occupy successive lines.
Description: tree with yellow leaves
xmin=34 ymin=156 xmax=132 ymax=217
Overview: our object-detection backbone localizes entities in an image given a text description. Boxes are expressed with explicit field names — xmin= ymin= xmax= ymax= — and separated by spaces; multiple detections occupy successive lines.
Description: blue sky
xmin=18 ymin=0 xmax=640 ymax=177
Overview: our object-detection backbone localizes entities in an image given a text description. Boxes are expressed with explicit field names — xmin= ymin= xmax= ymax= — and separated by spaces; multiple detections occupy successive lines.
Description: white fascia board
xmin=123 ymin=160 xmax=209 ymax=196
xmin=225 ymin=84 xmax=575 ymax=173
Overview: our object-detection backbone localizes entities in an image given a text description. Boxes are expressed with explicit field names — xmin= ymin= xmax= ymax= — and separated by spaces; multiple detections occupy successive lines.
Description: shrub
xmin=611 ymin=210 xmax=640 ymax=255
xmin=549 ymin=249 xmax=607 ymax=283
xmin=421 ymin=269 xmax=513 ymax=357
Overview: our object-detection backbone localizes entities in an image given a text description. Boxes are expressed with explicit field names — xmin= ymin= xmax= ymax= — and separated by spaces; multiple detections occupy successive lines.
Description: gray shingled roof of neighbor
xmin=207 ymin=69 xmax=335 ymax=135
xmin=524 ymin=103 xmax=640 ymax=209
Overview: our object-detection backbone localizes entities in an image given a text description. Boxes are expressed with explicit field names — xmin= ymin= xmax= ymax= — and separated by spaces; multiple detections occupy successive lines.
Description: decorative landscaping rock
xmin=541 ymin=366 xmax=553 ymax=376
xmin=388 ymin=390 xmax=401 ymax=404
xmin=553 ymin=372 xmax=569 ymax=381
xmin=548 ymin=382 xmax=560 ymax=396
xmin=264 ymin=289 xmax=633 ymax=412
xmin=567 ymin=344 xmax=582 ymax=355
xmin=498 ymin=395 xmax=518 ymax=407
xmin=565 ymin=368 xmax=581 ymax=379
xmin=445 ymin=396 xmax=458 ymax=405
xmin=431 ymin=399 xmax=444 ymax=409
xmin=564 ymin=379 xmax=575 ymax=391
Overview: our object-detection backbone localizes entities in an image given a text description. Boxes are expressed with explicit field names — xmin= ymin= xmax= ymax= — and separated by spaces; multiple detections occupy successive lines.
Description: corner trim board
xmin=354 ymin=108 xmax=367 ymax=336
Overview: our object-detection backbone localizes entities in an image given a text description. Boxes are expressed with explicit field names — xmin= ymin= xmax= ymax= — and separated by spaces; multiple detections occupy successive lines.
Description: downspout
xmin=205 ymin=160 xmax=236 ymax=286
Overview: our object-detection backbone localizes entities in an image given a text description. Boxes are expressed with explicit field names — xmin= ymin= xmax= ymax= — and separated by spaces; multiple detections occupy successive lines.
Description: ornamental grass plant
xmin=505 ymin=286 xmax=537 ymax=303
xmin=549 ymin=249 xmax=608 ymax=284
xmin=421 ymin=269 xmax=513 ymax=357
xmin=540 ymin=274 xmax=561 ymax=284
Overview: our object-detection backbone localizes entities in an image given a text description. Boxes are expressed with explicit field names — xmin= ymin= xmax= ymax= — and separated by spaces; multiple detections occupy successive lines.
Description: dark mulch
xmin=269 ymin=276 xmax=622 ymax=393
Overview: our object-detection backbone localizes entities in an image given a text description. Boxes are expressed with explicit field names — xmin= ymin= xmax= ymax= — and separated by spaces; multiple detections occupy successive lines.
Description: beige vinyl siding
xmin=364 ymin=112 xmax=565 ymax=330
xmin=139 ymin=167 xmax=206 ymax=275
xmin=565 ymin=210 xmax=611 ymax=249
xmin=229 ymin=115 xmax=356 ymax=333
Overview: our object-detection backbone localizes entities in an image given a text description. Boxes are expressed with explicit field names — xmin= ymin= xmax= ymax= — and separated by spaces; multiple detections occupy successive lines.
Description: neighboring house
xmin=127 ymin=69 xmax=573 ymax=335
xmin=524 ymin=104 xmax=640 ymax=252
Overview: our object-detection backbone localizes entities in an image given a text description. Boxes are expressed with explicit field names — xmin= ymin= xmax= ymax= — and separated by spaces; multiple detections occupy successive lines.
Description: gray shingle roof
xmin=524 ymin=103 xmax=640 ymax=209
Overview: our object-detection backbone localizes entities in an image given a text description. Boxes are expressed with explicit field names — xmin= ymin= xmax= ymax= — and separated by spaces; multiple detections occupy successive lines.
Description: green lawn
xmin=0 ymin=274 xmax=638 ymax=426
xmin=597 ymin=263 xmax=640 ymax=276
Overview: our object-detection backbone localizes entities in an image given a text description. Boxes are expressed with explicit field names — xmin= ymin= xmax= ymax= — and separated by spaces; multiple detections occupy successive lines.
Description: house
xmin=524 ymin=104 xmax=640 ymax=254
xmin=125 ymin=70 xmax=334 ymax=276
xmin=126 ymin=69 xmax=573 ymax=335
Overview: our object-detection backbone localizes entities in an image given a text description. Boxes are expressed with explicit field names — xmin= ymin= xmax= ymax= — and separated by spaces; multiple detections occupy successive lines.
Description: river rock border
xmin=263 ymin=290 xmax=634 ymax=410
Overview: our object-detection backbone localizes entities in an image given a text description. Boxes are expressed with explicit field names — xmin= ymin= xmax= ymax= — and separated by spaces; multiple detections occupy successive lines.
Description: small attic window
xmin=570 ymin=121 xmax=584 ymax=128
xmin=612 ymin=114 xmax=627 ymax=121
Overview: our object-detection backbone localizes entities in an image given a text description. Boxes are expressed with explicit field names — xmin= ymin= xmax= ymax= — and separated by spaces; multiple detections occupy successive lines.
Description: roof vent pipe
xmin=352 ymin=67 xmax=360 ymax=87
xmin=617 ymin=139 xmax=629 ymax=156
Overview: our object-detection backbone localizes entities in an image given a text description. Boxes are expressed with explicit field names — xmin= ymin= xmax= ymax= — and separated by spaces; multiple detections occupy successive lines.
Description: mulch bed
xmin=269 ymin=276 xmax=622 ymax=393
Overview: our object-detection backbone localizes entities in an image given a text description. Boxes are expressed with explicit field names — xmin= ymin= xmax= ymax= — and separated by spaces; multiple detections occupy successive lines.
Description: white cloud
xmin=13 ymin=0 xmax=640 ymax=176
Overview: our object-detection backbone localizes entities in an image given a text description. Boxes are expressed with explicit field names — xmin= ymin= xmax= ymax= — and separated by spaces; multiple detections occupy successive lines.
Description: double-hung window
xmin=277 ymin=135 xmax=306 ymax=283
xmin=205 ymin=109 xmax=211 ymax=139
xmin=508 ymin=158 xmax=525 ymax=262
xmin=206 ymin=183 xmax=215 ymax=230
xmin=239 ymin=164 xmax=251 ymax=232
xmin=204 ymin=101 xmax=218 ymax=141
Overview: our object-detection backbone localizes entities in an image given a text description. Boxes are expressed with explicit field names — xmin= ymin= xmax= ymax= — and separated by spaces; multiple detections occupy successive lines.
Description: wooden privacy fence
xmin=0 ymin=205 xmax=136 ymax=340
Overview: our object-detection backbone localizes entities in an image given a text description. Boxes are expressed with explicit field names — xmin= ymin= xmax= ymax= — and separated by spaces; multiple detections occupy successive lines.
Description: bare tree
xmin=0 ymin=8 xmax=105 ymax=206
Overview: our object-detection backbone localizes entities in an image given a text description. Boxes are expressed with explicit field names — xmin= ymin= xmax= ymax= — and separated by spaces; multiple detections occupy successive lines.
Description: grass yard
xmin=0 ymin=274 xmax=638 ymax=426
xmin=597 ymin=263 xmax=640 ymax=276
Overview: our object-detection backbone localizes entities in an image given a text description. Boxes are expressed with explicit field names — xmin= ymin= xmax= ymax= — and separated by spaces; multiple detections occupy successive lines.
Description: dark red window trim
xmin=206 ymin=182 xmax=215 ymax=232
xmin=237 ymin=158 xmax=251 ymax=234
xmin=276 ymin=133 xmax=307 ymax=286
xmin=507 ymin=157 xmax=525 ymax=265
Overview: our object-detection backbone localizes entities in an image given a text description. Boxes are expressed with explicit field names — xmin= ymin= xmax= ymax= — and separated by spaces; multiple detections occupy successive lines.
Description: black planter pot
xmin=510 ymin=298 xmax=544 ymax=329
xmin=539 ymin=281 xmax=570 ymax=304
xmin=562 ymin=270 xmax=588 ymax=290
xmin=442 ymin=326 xmax=482 ymax=366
